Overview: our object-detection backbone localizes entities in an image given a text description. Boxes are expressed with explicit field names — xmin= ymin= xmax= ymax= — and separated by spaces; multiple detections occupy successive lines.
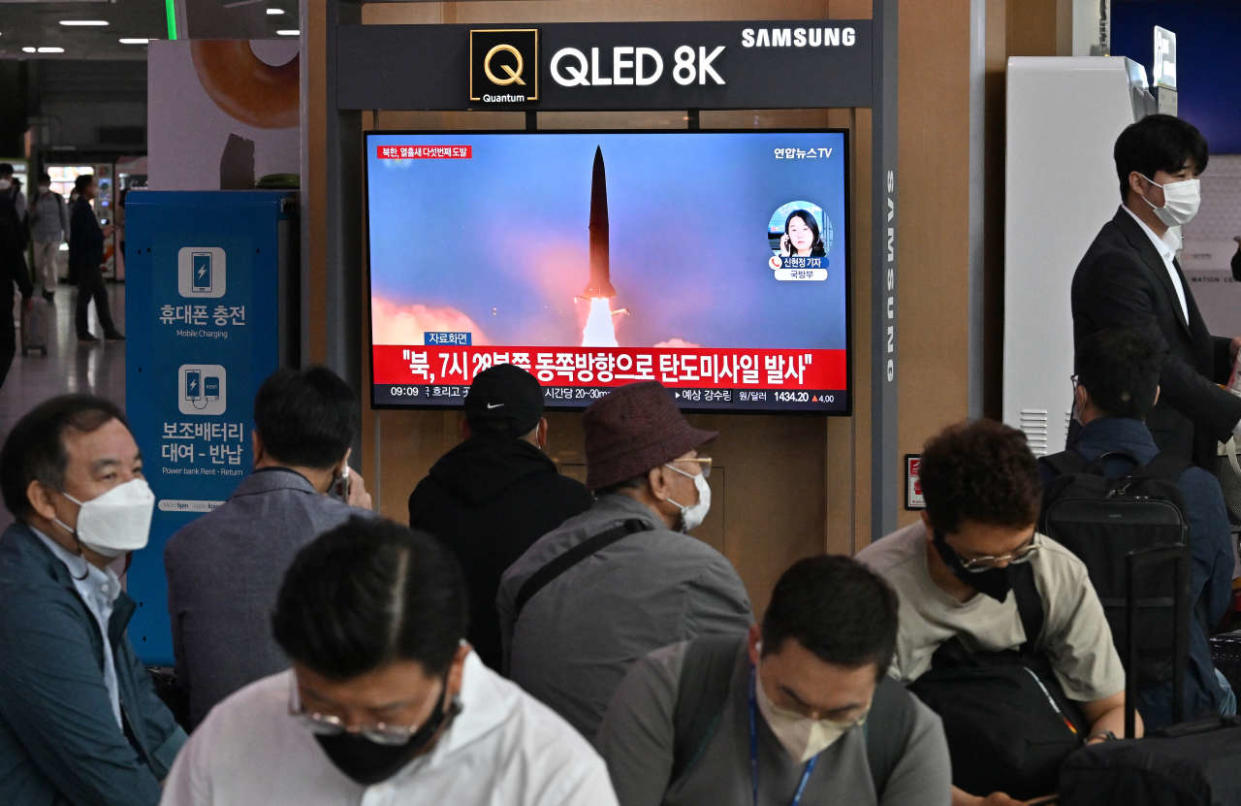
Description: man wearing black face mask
xmin=160 ymin=517 xmax=616 ymax=805
xmin=857 ymin=420 xmax=1133 ymax=806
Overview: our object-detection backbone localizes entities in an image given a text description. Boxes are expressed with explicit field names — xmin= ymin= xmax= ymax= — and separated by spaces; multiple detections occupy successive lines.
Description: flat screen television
xmin=365 ymin=129 xmax=851 ymax=413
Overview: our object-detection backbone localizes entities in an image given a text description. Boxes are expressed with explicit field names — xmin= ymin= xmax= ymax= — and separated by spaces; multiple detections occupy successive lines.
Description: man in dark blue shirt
xmin=1048 ymin=326 xmax=1236 ymax=727
xmin=0 ymin=394 xmax=185 ymax=805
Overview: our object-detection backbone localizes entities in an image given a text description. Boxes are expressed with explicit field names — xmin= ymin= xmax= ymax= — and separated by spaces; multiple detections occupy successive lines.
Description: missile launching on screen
xmin=580 ymin=146 xmax=617 ymax=300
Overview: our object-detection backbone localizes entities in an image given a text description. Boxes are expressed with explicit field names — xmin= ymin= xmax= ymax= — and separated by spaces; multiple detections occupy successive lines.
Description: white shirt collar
xmin=29 ymin=525 xmax=122 ymax=607
xmin=390 ymin=651 xmax=516 ymax=777
xmin=1122 ymin=203 xmax=1177 ymax=261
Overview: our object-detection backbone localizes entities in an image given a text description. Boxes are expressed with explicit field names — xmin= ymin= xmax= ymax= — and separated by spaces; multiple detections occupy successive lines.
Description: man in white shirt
xmin=1072 ymin=113 xmax=1241 ymax=469
xmin=160 ymin=516 xmax=617 ymax=806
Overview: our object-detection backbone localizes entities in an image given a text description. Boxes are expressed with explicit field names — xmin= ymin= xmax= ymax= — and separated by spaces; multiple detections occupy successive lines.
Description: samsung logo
xmin=741 ymin=26 xmax=857 ymax=48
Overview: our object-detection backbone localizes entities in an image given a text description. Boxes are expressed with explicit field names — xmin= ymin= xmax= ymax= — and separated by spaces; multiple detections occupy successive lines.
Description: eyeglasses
xmin=958 ymin=537 xmax=1040 ymax=571
xmin=771 ymin=694 xmax=871 ymax=730
xmin=287 ymin=677 xmax=448 ymax=746
xmin=670 ymin=456 xmax=713 ymax=479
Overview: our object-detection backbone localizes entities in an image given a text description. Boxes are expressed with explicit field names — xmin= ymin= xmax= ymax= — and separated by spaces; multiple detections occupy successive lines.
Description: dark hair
xmin=920 ymin=419 xmax=1041 ymax=535
xmin=253 ymin=366 xmax=358 ymax=469
xmin=272 ymin=517 xmax=468 ymax=680
xmin=761 ymin=555 xmax=898 ymax=678
xmin=1114 ymin=114 xmax=1208 ymax=201
xmin=1076 ymin=327 xmax=1165 ymax=420
xmin=74 ymin=174 xmax=94 ymax=192
xmin=784 ymin=210 xmax=826 ymax=257
xmin=38 ymin=172 xmax=51 ymax=184
xmin=0 ymin=395 xmax=129 ymax=518
xmin=0 ymin=163 xmax=12 ymax=177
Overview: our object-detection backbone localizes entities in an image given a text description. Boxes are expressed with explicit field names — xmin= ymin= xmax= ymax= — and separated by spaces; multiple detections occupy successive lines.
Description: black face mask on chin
xmin=315 ymin=680 xmax=459 ymax=787
xmin=932 ymin=530 xmax=1013 ymax=603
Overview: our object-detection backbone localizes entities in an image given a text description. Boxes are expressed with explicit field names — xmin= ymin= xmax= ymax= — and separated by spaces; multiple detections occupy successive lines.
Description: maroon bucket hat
xmin=584 ymin=381 xmax=718 ymax=492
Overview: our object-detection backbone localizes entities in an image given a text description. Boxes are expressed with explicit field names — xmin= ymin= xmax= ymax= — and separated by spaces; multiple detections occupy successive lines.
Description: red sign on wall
xmin=905 ymin=454 xmax=925 ymax=510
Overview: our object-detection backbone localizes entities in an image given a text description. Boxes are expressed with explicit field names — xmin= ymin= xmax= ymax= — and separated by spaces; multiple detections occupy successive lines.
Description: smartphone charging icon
xmin=185 ymin=370 xmax=202 ymax=400
xmin=191 ymin=253 xmax=212 ymax=293
xmin=178 ymin=247 xmax=226 ymax=298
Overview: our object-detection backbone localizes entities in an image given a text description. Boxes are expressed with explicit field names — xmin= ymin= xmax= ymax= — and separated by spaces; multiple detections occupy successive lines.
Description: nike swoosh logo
xmin=486 ymin=403 xmax=504 ymax=409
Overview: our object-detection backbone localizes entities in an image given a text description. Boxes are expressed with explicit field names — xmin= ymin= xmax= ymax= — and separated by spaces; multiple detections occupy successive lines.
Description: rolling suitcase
xmin=20 ymin=297 xmax=50 ymax=356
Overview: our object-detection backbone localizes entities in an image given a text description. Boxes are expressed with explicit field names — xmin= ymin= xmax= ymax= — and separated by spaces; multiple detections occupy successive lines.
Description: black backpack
xmin=669 ymin=635 xmax=915 ymax=796
xmin=907 ymin=563 xmax=1088 ymax=800
xmin=1038 ymin=450 xmax=1191 ymax=728
xmin=1060 ymin=716 xmax=1241 ymax=805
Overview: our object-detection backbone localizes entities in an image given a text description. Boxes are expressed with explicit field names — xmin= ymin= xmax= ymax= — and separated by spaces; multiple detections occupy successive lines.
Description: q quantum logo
xmin=469 ymin=28 xmax=540 ymax=104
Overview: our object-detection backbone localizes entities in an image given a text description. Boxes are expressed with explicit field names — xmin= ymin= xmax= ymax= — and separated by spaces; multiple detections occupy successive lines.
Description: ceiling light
xmin=22 ymin=46 xmax=35 ymax=54
xmin=276 ymin=29 xmax=299 ymax=36
xmin=119 ymin=38 xmax=151 ymax=45
xmin=59 ymin=20 xmax=109 ymax=27
xmin=266 ymin=8 xmax=285 ymax=14
xmin=37 ymin=47 xmax=66 ymax=53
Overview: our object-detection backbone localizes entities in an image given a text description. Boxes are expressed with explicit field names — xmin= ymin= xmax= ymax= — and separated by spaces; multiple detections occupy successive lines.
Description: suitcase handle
xmin=1154 ymin=715 xmax=1241 ymax=739
xmin=1125 ymin=545 xmax=1189 ymax=738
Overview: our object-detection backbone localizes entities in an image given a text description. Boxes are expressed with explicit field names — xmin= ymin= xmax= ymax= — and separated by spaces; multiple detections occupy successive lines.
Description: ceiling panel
xmin=0 ymin=0 xmax=300 ymax=60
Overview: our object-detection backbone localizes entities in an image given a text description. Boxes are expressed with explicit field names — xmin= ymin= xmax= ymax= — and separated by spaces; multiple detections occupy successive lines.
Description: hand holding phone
xmin=329 ymin=465 xmax=352 ymax=502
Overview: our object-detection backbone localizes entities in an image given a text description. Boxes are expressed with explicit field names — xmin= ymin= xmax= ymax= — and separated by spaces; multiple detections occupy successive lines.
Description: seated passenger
xmin=165 ymin=366 xmax=373 ymax=727
xmin=497 ymin=381 xmax=753 ymax=739
xmin=598 ymin=555 xmax=951 ymax=806
xmin=1048 ymin=326 xmax=1235 ymax=726
xmin=161 ymin=517 xmax=617 ymax=805
xmin=409 ymin=364 xmax=592 ymax=670
xmin=857 ymin=419 xmax=1138 ymax=806
xmin=0 ymin=395 xmax=187 ymax=804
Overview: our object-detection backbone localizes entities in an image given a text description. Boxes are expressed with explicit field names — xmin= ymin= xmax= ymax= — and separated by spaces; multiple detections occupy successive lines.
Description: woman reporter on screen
xmin=779 ymin=209 xmax=827 ymax=257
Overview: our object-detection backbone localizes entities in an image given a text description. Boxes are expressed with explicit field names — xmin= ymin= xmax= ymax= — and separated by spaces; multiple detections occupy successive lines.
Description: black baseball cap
xmin=464 ymin=364 xmax=544 ymax=438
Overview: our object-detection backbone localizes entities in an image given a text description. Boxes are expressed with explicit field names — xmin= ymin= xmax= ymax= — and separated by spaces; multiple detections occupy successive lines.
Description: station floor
xmin=0 ymin=283 xmax=127 ymax=532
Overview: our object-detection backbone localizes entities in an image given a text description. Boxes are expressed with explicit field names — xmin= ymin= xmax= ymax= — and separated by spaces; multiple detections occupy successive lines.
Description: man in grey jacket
xmin=29 ymin=172 xmax=68 ymax=303
xmin=497 ymin=380 xmax=753 ymax=739
xmin=164 ymin=366 xmax=373 ymax=727
xmin=598 ymin=556 xmax=952 ymax=806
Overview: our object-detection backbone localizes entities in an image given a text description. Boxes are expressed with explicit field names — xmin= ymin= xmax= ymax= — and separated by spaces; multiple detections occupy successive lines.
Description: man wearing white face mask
xmin=1073 ymin=114 xmax=1241 ymax=470
xmin=0 ymin=394 xmax=187 ymax=805
xmin=498 ymin=380 xmax=753 ymax=739
xmin=598 ymin=555 xmax=951 ymax=806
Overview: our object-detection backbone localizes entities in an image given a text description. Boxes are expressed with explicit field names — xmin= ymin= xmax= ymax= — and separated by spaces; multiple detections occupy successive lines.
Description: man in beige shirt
xmin=857 ymin=419 xmax=1137 ymax=806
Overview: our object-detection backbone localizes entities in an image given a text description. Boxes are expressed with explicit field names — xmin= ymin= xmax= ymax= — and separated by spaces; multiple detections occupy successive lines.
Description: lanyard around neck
xmin=749 ymin=666 xmax=819 ymax=806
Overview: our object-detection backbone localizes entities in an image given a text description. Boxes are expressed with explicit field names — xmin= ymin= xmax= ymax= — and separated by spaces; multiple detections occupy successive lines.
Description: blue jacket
xmin=1042 ymin=417 xmax=1233 ymax=727
xmin=0 ymin=523 xmax=186 ymax=805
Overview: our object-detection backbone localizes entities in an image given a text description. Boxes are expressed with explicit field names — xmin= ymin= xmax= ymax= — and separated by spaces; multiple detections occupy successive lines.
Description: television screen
xmin=365 ymin=130 xmax=850 ymax=413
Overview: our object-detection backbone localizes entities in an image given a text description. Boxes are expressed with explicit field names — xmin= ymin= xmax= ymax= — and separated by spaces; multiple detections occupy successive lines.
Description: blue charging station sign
xmin=125 ymin=191 xmax=293 ymax=663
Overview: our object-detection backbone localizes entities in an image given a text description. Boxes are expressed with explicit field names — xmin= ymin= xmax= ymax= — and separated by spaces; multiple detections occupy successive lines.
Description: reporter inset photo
xmin=769 ymin=201 xmax=830 ymax=258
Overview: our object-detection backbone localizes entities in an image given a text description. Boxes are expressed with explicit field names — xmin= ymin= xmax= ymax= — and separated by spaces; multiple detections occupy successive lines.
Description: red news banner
xmin=373 ymin=346 xmax=847 ymax=390
xmin=376 ymin=145 xmax=472 ymax=159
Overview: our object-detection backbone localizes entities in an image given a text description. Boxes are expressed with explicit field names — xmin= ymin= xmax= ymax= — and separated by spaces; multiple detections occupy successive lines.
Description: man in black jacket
xmin=410 ymin=363 xmax=592 ymax=670
xmin=1072 ymin=115 xmax=1241 ymax=470
xmin=69 ymin=174 xmax=124 ymax=344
